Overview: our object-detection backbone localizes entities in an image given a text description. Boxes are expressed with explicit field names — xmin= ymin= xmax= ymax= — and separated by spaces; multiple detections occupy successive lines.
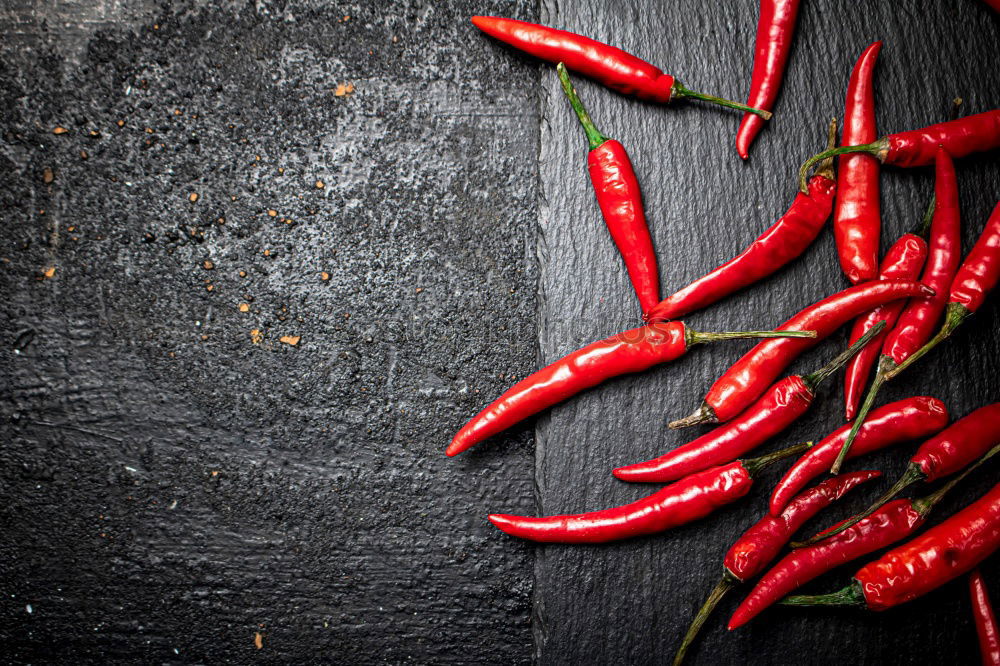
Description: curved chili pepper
xmin=730 ymin=452 xmax=990 ymax=629
xmin=885 ymin=199 xmax=1000 ymax=379
xmin=487 ymin=443 xmax=808 ymax=543
xmin=834 ymin=41 xmax=883 ymax=284
xmin=781 ymin=481 xmax=1000 ymax=612
xmin=735 ymin=0 xmax=801 ymax=158
xmin=615 ymin=322 xmax=885 ymax=483
xmin=668 ymin=280 xmax=931 ymax=429
xmin=801 ymin=403 xmax=1000 ymax=543
xmin=768 ymin=396 xmax=948 ymax=516
xmin=556 ymin=63 xmax=659 ymax=315
xmin=471 ymin=16 xmax=771 ymax=117
xmin=672 ymin=470 xmax=879 ymax=665
xmin=647 ymin=120 xmax=837 ymax=323
xmin=447 ymin=323 xmax=814 ymax=456
xmin=829 ymin=148 xmax=961 ymax=473
xmin=970 ymin=569 xmax=1000 ymax=666
xmin=798 ymin=109 xmax=1000 ymax=190
xmin=843 ymin=202 xmax=932 ymax=421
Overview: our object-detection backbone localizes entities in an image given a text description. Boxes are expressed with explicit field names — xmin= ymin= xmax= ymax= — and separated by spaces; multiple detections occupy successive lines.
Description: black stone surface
xmin=1 ymin=0 xmax=998 ymax=664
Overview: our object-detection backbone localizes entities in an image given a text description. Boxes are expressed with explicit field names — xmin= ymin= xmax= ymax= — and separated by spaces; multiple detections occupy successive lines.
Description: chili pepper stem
xmin=802 ymin=321 xmax=886 ymax=392
xmin=884 ymin=303 xmax=971 ymax=380
xmin=671 ymin=81 xmax=772 ymax=119
xmin=913 ymin=442 xmax=1000 ymax=515
xmin=744 ymin=441 xmax=812 ymax=477
xmin=913 ymin=196 xmax=937 ymax=238
xmin=812 ymin=118 xmax=839 ymax=181
xmin=798 ymin=138 xmax=889 ymax=193
xmin=780 ymin=580 xmax=866 ymax=608
xmin=669 ymin=402 xmax=717 ymax=429
xmin=686 ymin=328 xmax=817 ymax=346
xmin=830 ymin=353 xmax=896 ymax=475
xmin=792 ymin=463 xmax=924 ymax=547
xmin=556 ymin=62 xmax=609 ymax=150
xmin=673 ymin=573 xmax=738 ymax=666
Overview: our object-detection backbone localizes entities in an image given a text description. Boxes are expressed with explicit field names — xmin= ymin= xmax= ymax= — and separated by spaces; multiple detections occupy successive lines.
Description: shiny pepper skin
xmin=489 ymin=460 xmax=754 ymax=543
xmin=885 ymin=110 xmax=1000 ymax=168
xmin=913 ymin=404 xmax=1000 ymax=482
xmin=471 ymin=16 xmax=675 ymax=103
xmin=951 ymin=201 xmax=1000 ymax=314
xmin=835 ymin=40 xmax=882 ymax=284
xmin=969 ymin=569 xmax=1000 ymax=666
xmin=729 ymin=499 xmax=925 ymax=629
xmin=769 ymin=396 xmax=948 ymax=516
xmin=855 ymin=482 xmax=1000 ymax=611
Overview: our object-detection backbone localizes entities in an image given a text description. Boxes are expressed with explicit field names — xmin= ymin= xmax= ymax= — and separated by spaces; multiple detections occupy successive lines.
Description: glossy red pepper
xmin=781 ymin=481 xmax=1000 ymax=612
xmin=885 ymin=200 xmax=1000 ymax=379
xmin=970 ymin=569 xmax=1000 ymax=666
xmin=803 ymin=403 xmax=1000 ymax=543
xmin=829 ymin=148 xmax=961 ymax=474
xmin=672 ymin=470 xmax=879 ymax=665
xmin=735 ymin=0 xmax=801 ymax=158
xmin=615 ymin=322 xmax=885 ymax=483
xmin=834 ymin=41 xmax=883 ymax=284
xmin=487 ymin=443 xmax=808 ymax=543
xmin=669 ymin=280 xmax=931 ymax=428
xmin=768 ymin=396 xmax=948 ymax=516
xmin=647 ymin=120 xmax=837 ymax=323
xmin=730 ymin=459 xmax=983 ymax=629
xmin=471 ymin=16 xmax=771 ymax=117
xmin=799 ymin=109 xmax=1000 ymax=190
xmin=843 ymin=205 xmax=932 ymax=421
xmin=447 ymin=323 xmax=814 ymax=456
xmin=556 ymin=63 xmax=659 ymax=315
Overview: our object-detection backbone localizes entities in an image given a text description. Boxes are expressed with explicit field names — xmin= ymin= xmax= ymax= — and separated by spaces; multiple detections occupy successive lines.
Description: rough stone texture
xmin=0 ymin=1 xmax=537 ymax=662
xmin=534 ymin=0 xmax=1000 ymax=664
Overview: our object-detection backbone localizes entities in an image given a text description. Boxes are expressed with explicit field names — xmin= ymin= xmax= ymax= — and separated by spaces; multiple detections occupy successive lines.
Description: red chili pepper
xmin=768 ymin=396 xmax=948 ymax=516
xmin=672 ymin=470 xmax=879 ymax=665
xmin=798 ymin=109 xmax=1000 ymax=190
xmin=970 ymin=569 xmax=1000 ymax=666
xmin=471 ymin=16 xmax=771 ymax=117
xmin=730 ymin=452 xmax=990 ymax=629
xmin=781 ymin=481 xmax=1000 ymax=613
xmin=668 ymin=280 xmax=931 ymax=429
xmin=556 ymin=63 xmax=660 ymax=315
xmin=829 ymin=148 xmax=961 ymax=474
xmin=614 ymin=322 xmax=885 ymax=483
xmin=843 ymin=210 xmax=931 ymax=421
xmin=833 ymin=41 xmax=883 ymax=284
xmin=801 ymin=403 xmax=1000 ymax=544
xmin=735 ymin=0 xmax=801 ymax=158
xmin=447 ymin=323 xmax=815 ymax=456
xmin=487 ymin=443 xmax=809 ymax=543
xmin=646 ymin=120 xmax=837 ymax=323
xmin=884 ymin=199 xmax=1000 ymax=379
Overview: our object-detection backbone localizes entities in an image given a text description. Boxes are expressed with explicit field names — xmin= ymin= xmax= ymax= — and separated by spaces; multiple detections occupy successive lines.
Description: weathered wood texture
xmin=533 ymin=0 xmax=1000 ymax=664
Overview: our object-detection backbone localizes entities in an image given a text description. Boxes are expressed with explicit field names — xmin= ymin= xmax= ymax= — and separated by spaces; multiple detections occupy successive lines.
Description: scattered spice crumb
xmin=42 ymin=168 xmax=54 ymax=184
xmin=145 ymin=127 xmax=153 ymax=134
xmin=238 ymin=303 xmax=250 ymax=313
xmin=415 ymin=287 xmax=423 ymax=294
xmin=267 ymin=209 xmax=278 ymax=217
xmin=80 ymin=150 xmax=88 ymax=160
xmin=250 ymin=329 xmax=263 ymax=344
xmin=239 ymin=270 xmax=247 ymax=278
xmin=278 ymin=167 xmax=285 ymax=175
xmin=117 ymin=120 xmax=125 ymax=127
xmin=206 ymin=284 xmax=214 ymax=292
xmin=89 ymin=130 xmax=100 ymax=137
xmin=211 ymin=470 xmax=219 ymax=477
xmin=200 ymin=334 xmax=209 ymax=340
xmin=320 ymin=272 xmax=330 ymax=281
xmin=263 ymin=249 xmax=271 ymax=256
xmin=41 ymin=266 xmax=56 ymax=279
xmin=189 ymin=192 xmax=199 ymax=202
xmin=334 ymin=83 xmax=355 ymax=97
xmin=315 ymin=180 xmax=325 ymax=189
xmin=203 ymin=260 xmax=214 ymax=270
xmin=280 ymin=335 xmax=301 ymax=346
xmin=52 ymin=126 xmax=68 ymax=135
xmin=174 ymin=109 xmax=182 ymax=115
xmin=254 ymin=632 xmax=263 ymax=650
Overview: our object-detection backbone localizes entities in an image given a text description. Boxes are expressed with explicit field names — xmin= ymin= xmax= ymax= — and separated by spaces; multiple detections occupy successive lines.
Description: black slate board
xmin=1 ymin=0 xmax=999 ymax=664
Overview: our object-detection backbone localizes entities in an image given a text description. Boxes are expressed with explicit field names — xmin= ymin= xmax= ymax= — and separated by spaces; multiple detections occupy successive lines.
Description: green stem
xmin=829 ymin=355 xmax=893 ymax=475
xmin=883 ymin=303 xmax=971 ymax=381
xmin=911 ymin=195 xmax=936 ymax=239
xmin=812 ymin=118 xmax=839 ymax=181
xmin=912 ymin=442 xmax=1000 ymax=515
xmin=672 ymin=573 xmax=738 ymax=666
xmin=780 ymin=580 xmax=866 ymax=608
xmin=743 ymin=441 xmax=812 ymax=477
xmin=668 ymin=403 xmax=717 ymax=430
xmin=802 ymin=321 xmax=886 ymax=392
xmin=686 ymin=328 xmax=817 ymax=346
xmin=798 ymin=139 xmax=887 ymax=193
xmin=556 ymin=62 xmax=608 ymax=150
xmin=671 ymin=81 xmax=772 ymax=119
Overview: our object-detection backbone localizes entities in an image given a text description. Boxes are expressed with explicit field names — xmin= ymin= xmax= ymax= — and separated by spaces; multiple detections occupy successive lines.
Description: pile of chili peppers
xmin=451 ymin=7 xmax=1000 ymax=664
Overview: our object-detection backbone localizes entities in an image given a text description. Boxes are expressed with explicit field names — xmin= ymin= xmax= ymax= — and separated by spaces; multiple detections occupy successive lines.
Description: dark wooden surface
xmin=0 ymin=0 xmax=998 ymax=664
